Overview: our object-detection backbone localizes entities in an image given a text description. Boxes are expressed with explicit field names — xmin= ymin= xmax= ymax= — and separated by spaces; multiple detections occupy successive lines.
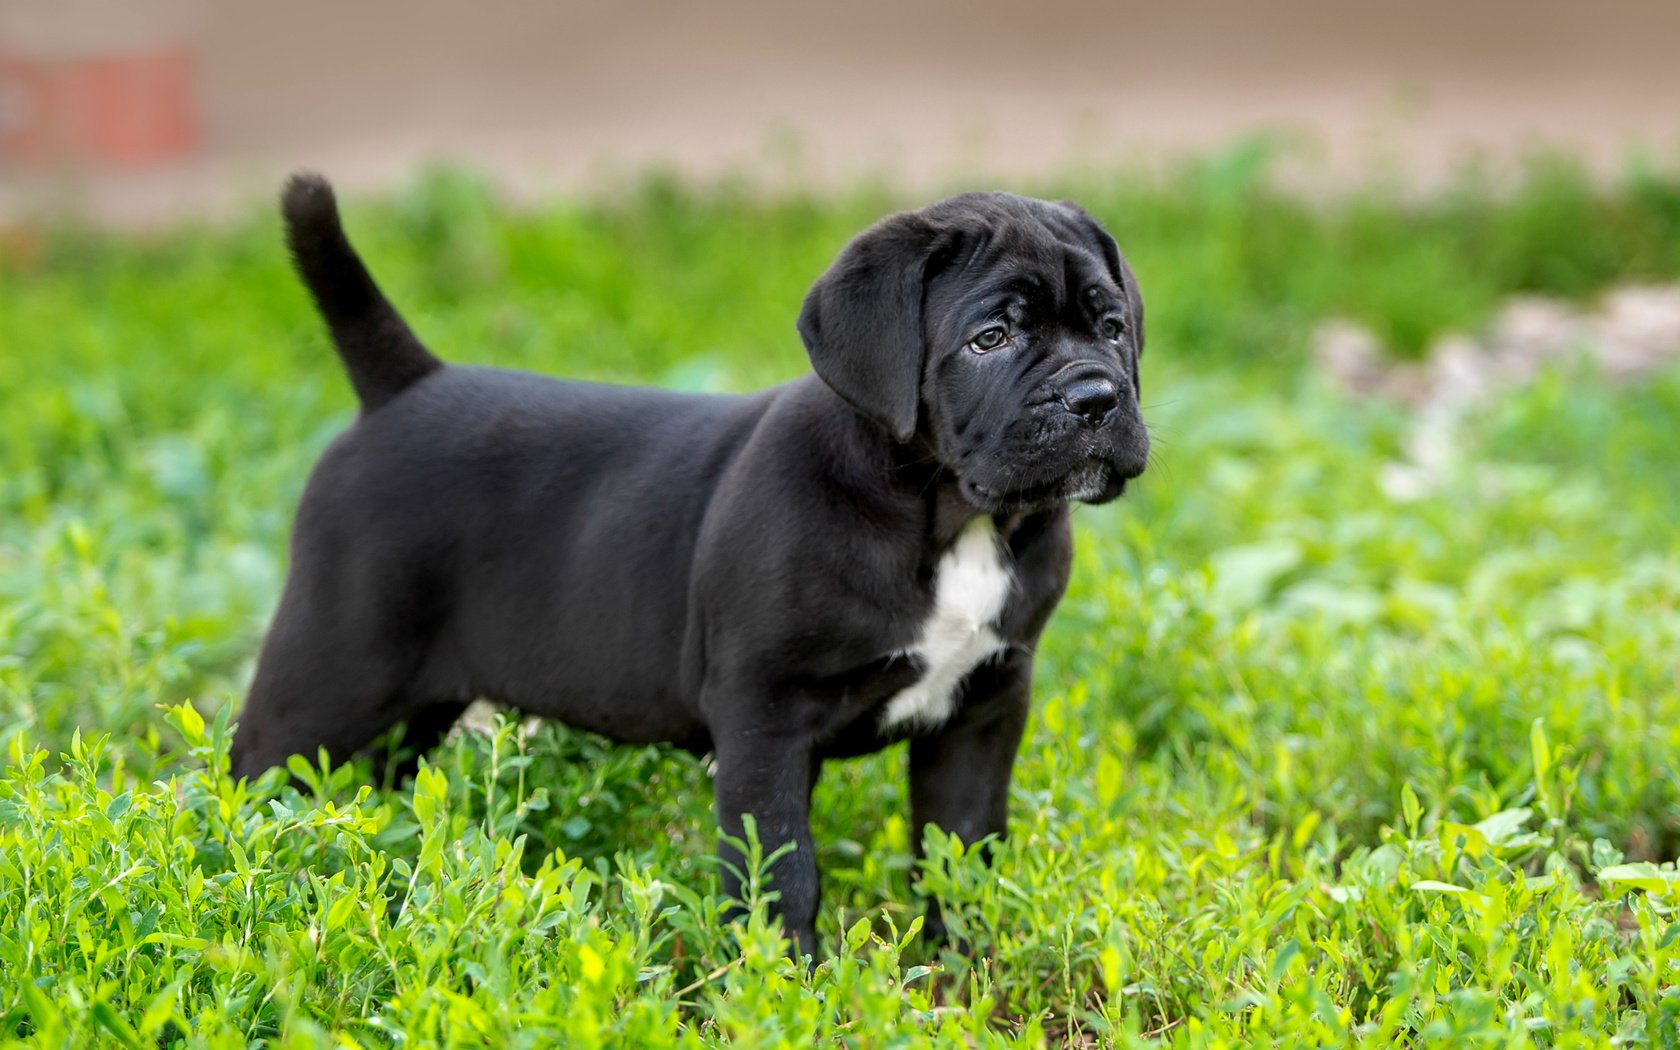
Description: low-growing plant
xmin=2 ymin=158 xmax=1679 ymax=1045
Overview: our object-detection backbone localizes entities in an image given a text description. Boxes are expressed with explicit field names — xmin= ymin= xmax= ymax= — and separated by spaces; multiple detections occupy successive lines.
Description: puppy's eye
xmin=1100 ymin=317 xmax=1125 ymax=341
xmin=968 ymin=326 xmax=1008 ymax=353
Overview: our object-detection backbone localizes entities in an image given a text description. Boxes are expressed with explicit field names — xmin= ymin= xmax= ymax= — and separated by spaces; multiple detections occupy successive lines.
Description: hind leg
xmin=367 ymin=700 xmax=469 ymax=788
xmin=229 ymin=576 xmax=430 ymax=781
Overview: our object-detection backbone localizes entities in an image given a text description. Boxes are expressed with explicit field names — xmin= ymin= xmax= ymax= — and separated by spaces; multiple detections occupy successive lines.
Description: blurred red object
xmin=0 ymin=48 xmax=197 ymax=166
xmin=0 ymin=0 xmax=201 ymax=168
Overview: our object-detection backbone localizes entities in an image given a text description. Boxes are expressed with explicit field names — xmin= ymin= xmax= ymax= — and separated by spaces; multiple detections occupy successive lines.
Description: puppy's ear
xmin=1056 ymin=202 xmax=1144 ymax=356
xmin=798 ymin=213 xmax=943 ymax=443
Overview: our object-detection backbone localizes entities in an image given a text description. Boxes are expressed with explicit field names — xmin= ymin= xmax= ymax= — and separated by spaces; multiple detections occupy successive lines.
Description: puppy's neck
xmin=929 ymin=482 xmax=997 ymax=549
xmin=889 ymin=442 xmax=1021 ymax=551
xmin=817 ymin=379 xmax=1019 ymax=549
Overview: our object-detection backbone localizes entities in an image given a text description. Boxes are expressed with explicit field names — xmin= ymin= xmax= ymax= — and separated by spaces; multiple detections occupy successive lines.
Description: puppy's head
xmin=798 ymin=192 xmax=1149 ymax=512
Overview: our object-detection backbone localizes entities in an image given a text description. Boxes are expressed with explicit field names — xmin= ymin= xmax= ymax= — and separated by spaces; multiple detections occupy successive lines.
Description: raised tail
xmin=281 ymin=172 xmax=442 ymax=410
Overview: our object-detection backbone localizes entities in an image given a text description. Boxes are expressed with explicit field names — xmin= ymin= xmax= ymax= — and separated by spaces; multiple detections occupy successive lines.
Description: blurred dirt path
xmin=4 ymin=0 xmax=1680 ymax=223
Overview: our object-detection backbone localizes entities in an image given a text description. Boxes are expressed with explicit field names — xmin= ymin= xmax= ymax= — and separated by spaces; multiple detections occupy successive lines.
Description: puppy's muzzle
xmin=1049 ymin=362 xmax=1148 ymax=482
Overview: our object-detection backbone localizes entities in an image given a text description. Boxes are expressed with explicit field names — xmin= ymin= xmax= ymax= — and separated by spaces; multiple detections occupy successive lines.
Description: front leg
xmin=909 ymin=651 xmax=1033 ymax=944
xmin=713 ymin=730 xmax=821 ymax=960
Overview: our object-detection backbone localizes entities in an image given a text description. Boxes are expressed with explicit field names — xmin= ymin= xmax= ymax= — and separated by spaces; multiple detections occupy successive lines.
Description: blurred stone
xmin=1423 ymin=333 xmax=1491 ymax=413
xmin=1313 ymin=318 xmax=1387 ymax=395
xmin=1487 ymin=296 xmax=1583 ymax=373
xmin=453 ymin=699 xmax=501 ymax=738
xmin=1332 ymin=283 xmax=1680 ymax=500
xmin=1590 ymin=285 xmax=1680 ymax=378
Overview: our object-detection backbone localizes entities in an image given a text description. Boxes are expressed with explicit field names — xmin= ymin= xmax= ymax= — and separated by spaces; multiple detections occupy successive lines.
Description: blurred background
xmin=6 ymin=3 xmax=1680 ymax=1039
xmin=5 ymin=0 xmax=1680 ymax=224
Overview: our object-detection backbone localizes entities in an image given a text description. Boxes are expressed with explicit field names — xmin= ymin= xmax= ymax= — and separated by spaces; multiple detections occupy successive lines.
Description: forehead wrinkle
xmin=934 ymin=256 xmax=1032 ymax=320
xmin=932 ymin=213 xmax=1101 ymax=326
xmin=1063 ymin=242 xmax=1116 ymax=294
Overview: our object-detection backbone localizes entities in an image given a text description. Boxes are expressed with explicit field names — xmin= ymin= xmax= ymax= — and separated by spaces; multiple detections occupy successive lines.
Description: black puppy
xmin=233 ymin=174 xmax=1149 ymax=958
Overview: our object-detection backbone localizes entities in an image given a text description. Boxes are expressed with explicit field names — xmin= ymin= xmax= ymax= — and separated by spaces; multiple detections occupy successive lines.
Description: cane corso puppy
xmin=232 ymin=174 xmax=1149 ymax=957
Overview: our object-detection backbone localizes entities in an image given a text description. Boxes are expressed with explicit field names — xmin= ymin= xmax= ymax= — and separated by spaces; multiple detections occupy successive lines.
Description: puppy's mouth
xmin=960 ymin=459 xmax=1132 ymax=513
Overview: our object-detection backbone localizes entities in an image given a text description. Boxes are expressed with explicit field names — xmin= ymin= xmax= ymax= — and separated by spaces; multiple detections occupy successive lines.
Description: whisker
xmin=1143 ymin=446 xmax=1176 ymax=486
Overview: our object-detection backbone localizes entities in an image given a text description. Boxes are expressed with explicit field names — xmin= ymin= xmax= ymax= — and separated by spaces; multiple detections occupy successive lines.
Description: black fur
xmin=233 ymin=177 xmax=1150 ymax=959
xmin=281 ymin=173 xmax=441 ymax=408
xmin=797 ymin=212 xmax=945 ymax=442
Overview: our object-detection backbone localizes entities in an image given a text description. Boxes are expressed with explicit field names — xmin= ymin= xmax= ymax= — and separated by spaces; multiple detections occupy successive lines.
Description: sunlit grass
xmin=2 ymin=154 xmax=1679 ymax=1046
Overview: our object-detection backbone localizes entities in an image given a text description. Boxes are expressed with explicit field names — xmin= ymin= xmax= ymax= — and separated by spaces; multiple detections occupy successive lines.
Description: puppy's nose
xmin=1058 ymin=374 xmax=1120 ymax=426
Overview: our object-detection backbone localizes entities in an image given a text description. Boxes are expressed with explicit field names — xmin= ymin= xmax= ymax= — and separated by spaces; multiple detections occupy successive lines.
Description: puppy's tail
xmin=281 ymin=172 xmax=442 ymax=410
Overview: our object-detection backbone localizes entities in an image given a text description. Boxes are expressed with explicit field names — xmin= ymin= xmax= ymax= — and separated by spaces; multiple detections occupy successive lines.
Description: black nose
xmin=1058 ymin=374 xmax=1120 ymax=426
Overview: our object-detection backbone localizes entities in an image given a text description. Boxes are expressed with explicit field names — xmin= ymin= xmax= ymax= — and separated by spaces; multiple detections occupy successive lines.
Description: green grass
xmin=2 ymin=151 xmax=1680 ymax=1046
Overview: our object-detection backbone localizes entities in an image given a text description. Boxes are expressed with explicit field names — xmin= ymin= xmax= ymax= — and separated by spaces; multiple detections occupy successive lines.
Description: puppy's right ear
xmin=797 ymin=214 xmax=942 ymax=443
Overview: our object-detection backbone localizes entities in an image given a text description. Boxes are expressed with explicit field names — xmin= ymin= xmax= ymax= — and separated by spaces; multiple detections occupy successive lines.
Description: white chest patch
xmin=879 ymin=516 xmax=1013 ymax=732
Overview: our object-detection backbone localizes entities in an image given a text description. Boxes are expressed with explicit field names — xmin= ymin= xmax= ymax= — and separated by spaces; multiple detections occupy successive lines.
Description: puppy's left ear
xmin=798 ymin=213 xmax=944 ymax=443
xmin=1056 ymin=202 xmax=1145 ymax=356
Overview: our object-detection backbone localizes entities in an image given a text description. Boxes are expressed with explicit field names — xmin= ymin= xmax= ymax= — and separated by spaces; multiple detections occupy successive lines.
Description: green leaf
xmin=89 ymin=1001 xmax=145 ymax=1050
xmin=1410 ymin=880 xmax=1473 ymax=894
xmin=1531 ymin=718 xmax=1553 ymax=792
xmin=286 ymin=753 xmax=319 ymax=792
xmin=104 ymin=791 xmax=132 ymax=821
xmin=165 ymin=702 xmax=206 ymax=748
xmin=1473 ymin=807 xmax=1534 ymax=846
xmin=896 ymin=915 xmax=924 ymax=953
xmin=1400 ymin=783 xmax=1422 ymax=834
xmin=19 ymin=978 xmax=64 ymax=1039
xmin=1208 ymin=539 xmax=1302 ymax=609
xmin=845 ymin=917 xmax=872 ymax=953
xmin=1598 ymin=863 xmax=1680 ymax=895
xmin=412 ymin=763 xmax=448 ymax=827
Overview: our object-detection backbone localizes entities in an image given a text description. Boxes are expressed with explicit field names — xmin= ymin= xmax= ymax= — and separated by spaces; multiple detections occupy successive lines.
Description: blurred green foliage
xmin=1 ymin=153 xmax=1679 ymax=1045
